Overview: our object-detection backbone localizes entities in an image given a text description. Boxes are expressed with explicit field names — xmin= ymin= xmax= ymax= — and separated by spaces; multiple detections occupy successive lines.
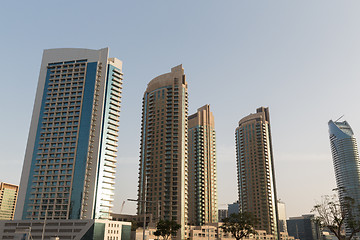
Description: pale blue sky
xmin=1 ymin=1 xmax=360 ymax=218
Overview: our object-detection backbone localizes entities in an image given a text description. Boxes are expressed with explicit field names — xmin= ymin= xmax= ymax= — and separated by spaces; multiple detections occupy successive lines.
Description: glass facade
xmin=328 ymin=120 xmax=360 ymax=231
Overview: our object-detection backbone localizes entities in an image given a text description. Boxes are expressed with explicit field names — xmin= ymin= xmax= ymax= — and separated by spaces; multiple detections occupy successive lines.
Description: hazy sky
xmin=1 ymin=1 xmax=360 ymax=219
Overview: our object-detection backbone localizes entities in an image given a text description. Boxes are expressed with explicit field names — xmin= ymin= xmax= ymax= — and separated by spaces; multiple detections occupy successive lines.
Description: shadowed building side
xmin=188 ymin=105 xmax=218 ymax=225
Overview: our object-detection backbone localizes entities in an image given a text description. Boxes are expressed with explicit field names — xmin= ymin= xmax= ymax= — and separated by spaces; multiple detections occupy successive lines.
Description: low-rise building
xmin=0 ymin=219 xmax=131 ymax=240
xmin=132 ymin=223 xmax=296 ymax=240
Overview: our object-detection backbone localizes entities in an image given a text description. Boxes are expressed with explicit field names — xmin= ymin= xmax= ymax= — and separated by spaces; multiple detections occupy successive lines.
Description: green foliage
xmin=220 ymin=212 xmax=257 ymax=240
xmin=312 ymin=194 xmax=360 ymax=240
xmin=131 ymin=220 xmax=139 ymax=231
xmin=154 ymin=219 xmax=181 ymax=240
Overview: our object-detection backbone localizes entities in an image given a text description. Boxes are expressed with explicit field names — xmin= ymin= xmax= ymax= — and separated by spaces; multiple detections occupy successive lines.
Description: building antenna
xmin=335 ymin=115 xmax=344 ymax=122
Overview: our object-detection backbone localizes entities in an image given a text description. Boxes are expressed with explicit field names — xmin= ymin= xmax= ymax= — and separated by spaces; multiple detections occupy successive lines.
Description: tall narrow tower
xmin=328 ymin=120 xmax=360 ymax=233
xmin=0 ymin=182 xmax=19 ymax=220
xmin=137 ymin=65 xmax=188 ymax=237
xmin=235 ymin=107 xmax=279 ymax=237
xmin=15 ymin=48 xmax=123 ymax=220
xmin=188 ymin=105 xmax=218 ymax=225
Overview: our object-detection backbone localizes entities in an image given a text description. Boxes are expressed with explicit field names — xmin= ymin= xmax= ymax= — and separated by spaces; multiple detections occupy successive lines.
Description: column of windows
xmin=29 ymin=61 xmax=87 ymax=220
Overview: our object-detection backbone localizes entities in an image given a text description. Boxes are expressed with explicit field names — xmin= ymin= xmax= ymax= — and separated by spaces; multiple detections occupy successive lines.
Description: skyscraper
xmin=328 ymin=120 xmax=360 ymax=229
xmin=0 ymin=182 xmax=19 ymax=220
xmin=188 ymin=105 xmax=218 ymax=225
xmin=15 ymin=48 xmax=123 ymax=220
xmin=137 ymin=65 xmax=188 ymax=237
xmin=235 ymin=107 xmax=279 ymax=237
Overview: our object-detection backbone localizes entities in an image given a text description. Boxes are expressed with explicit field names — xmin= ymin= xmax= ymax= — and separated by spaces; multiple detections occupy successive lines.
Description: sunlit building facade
xmin=15 ymin=48 xmax=123 ymax=220
xmin=235 ymin=107 xmax=279 ymax=237
xmin=188 ymin=105 xmax=218 ymax=225
xmin=0 ymin=182 xmax=18 ymax=220
xmin=137 ymin=65 xmax=188 ymax=238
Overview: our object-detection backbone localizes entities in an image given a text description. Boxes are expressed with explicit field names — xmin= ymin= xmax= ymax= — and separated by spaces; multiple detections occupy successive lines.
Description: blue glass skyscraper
xmin=328 ymin=120 xmax=360 ymax=228
xmin=15 ymin=48 xmax=123 ymax=220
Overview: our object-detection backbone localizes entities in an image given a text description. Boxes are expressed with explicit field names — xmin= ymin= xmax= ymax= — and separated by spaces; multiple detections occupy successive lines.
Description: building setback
xmin=15 ymin=48 xmax=123 ymax=220
xmin=137 ymin=65 xmax=188 ymax=238
xmin=235 ymin=107 xmax=279 ymax=237
xmin=0 ymin=182 xmax=18 ymax=220
xmin=188 ymin=105 xmax=218 ymax=225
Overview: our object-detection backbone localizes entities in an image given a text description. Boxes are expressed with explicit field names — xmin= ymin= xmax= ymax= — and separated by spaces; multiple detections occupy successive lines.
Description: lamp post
xmin=128 ymin=175 xmax=148 ymax=240
xmin=128 ymin=176 xmax=162 ymax=240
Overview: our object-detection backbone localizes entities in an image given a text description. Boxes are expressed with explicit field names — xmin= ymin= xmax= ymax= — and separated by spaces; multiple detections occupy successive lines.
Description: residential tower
xmin=188 ymin=105 xmax=218 ymax=225
xmin=235 ymin=107 xmax=279 ymax=237
xmin=15 ymin=48 xmax=123 ymax=220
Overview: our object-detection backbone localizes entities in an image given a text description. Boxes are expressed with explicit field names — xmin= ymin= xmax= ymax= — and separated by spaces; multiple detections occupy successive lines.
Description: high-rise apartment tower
xmin=0 ymin=182 xmax=19 ymax=220
xmin=137 ymin=65 xmax=188 ymax=238
xmin=328 ymin=120 xmax=360 ymax=232
xmin=235 ymin=107 xmax=279 ymax=237
xmin=188 ymin=105 xmax=218 ymax=225
xmin=15 ymin=48 xmax=123 ymax=220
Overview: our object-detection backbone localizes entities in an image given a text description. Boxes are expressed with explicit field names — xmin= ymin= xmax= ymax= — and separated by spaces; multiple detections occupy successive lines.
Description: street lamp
xmin=128 ymin=177 xmax=161 ymax=240
xmin=128 ymin=175 xmax=148 ymax=240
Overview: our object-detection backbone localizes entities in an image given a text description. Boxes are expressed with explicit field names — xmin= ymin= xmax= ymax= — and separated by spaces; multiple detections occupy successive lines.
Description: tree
xmin=220 ymin=212 xmax=257 ymax=240
xmin=154 ymin=219 xmax=181 ymax=240
xmin=131 ymin=220 xmax=139 ymax=231
xmin=312 ymin=194 xmax=360 ymax=240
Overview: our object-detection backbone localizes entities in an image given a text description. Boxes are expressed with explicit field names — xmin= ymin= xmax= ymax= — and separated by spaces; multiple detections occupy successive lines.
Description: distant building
xmin=15 ymin=48 xmax=123 ymax=220
xmin=277 ymin=200 xmax=287 ymax=233
xmin=188 ymin=105 xmax=218 ymax=225
xmin=218 ymin=209 xmax=228 ymax=222
xmin=328 ymin=120 xmax=360 ymax=234
xmin=287 ymin=214 xmax=320 ymax=240
xmin=235 ymin=107 xmax=279 ymax=237
xmin=0 ymin=182 xmax=18 ymax=220
xmin=228 ymin=201 xmax=239 ymax=215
